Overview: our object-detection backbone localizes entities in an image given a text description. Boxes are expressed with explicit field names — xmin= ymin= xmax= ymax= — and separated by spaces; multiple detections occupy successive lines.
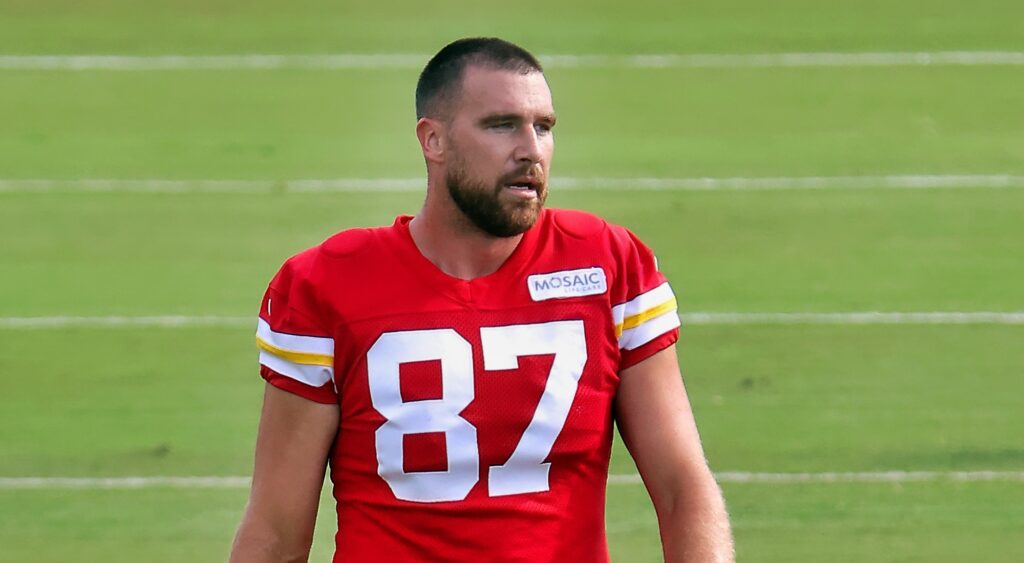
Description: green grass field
xmin=1 ymin=1 xmax=1023 ymax=561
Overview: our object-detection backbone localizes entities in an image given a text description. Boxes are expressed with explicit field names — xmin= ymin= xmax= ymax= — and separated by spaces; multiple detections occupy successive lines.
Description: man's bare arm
xmin=616 ymin=346 xmax=734 ymax=562
xmin=230 ymin=384 xmax=340 ymax=563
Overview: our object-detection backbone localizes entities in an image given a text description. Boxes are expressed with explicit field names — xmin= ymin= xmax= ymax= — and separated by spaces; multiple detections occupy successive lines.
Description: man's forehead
xmin=456 ymin=66 xmax=554 ymax=115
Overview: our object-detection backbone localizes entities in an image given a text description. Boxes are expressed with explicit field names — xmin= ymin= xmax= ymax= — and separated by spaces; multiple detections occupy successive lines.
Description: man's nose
xmin=514 ymin=127 xmax=543 ymax=164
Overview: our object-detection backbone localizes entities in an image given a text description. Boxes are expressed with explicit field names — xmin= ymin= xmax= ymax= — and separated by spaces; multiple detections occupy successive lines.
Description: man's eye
xmin=534 ymin=123 xmax=552 ymax=134
xmin=490 ymin=122 xmax=514 ymax=130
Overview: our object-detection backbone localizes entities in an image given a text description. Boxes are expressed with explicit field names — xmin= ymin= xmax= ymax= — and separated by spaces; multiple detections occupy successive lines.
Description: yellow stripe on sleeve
xmin=256 ymin=336 xmax=334 ymax=367
xmin=614 ymin=297 xmax=678 ymax=338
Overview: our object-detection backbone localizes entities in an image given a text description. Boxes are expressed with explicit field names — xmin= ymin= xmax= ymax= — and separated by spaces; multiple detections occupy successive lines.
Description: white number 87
xmin=366 ymin=320 xmax=588 ymax=503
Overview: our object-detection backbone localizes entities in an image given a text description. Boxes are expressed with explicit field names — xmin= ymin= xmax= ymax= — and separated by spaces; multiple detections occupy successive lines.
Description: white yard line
xmin=0 ymin=476 xmax=253 ymax=489
xmin=1 ymin=51 xmax=1023 ymax=71
xmin=2 ymin=175 xmax=1024 ymax=194
xmin=2 ymin=312 xmax=1024 ymax=330
xmin=711 ymin=471 xmax=1024 ymax=483
xmin=558 ymin=175 xmax=1024 ymax=191
xmin=680 ymin=312 xmax=1024 ymax=325
xmin=0 ymin=178 xmax=422 ymax=193
xmin=2 ymin=471 xmax=1021 ymax=489
xmin=0 ymin=316 xmax=252 ymax=329
xmin=610 ymin=471 xmax=1024 ymax=485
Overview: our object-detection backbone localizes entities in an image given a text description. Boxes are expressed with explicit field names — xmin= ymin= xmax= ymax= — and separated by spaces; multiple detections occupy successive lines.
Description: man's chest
xmin=327 ymin=298 xmax=621 ymax=503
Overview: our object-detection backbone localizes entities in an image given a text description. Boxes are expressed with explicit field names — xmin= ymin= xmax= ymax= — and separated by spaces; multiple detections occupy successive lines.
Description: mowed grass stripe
xmin=3 ymin=175 xmax=1024 ymax=193
xmin=2 ymin=325 xmax=1019 ymax=476
xmin=2 ymin=51 xmax=1024 ymax=71
xmin=2 ymin=482 xmax=1021 ymax=563
xmin=4 ymin=312 xmax=1024 ymax=330
xmin=4 ymin=66 xmax=1020 ymax=179
xmin=2 ymin=189 xmax=1020 ymax=314
xmin=5 ymin=471 xmax=1023 ymax=489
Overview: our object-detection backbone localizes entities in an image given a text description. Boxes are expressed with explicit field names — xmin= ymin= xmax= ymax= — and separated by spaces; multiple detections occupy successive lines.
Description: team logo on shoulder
xmin=527 ymin=267 xmax=608 ymax=301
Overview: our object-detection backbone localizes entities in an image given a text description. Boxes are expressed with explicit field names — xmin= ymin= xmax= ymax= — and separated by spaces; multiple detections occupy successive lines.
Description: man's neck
xmin=408 ymin=207 xmax=524 ymax=281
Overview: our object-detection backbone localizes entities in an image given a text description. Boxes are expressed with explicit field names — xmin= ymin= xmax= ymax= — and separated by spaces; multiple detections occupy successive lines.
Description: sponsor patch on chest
xmin=527 ymin=267 xmax=608 ymax=301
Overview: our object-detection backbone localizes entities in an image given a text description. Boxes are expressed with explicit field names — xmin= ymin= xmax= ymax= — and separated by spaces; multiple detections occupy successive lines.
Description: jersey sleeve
xmin=610 ymin=229 xmax=681 ymax=370
xmin=255 ymin=250 xmax=337 ymax=404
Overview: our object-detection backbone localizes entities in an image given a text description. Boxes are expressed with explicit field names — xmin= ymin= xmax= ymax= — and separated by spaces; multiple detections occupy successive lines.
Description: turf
xmin=2 ymin=0 xmax=1023 ymax=54
xmin=2 ymin=190 xmax=1022 ymax=315
xmin=2 ymin=66 xmax=1023 ymax=178
xmin=3 ymin=324 xmax=1022 ymax=476
xmin=2 ymin=1 xmax=1023 ymax=561
xmin=3 ymin=482 xmax=1023 ymax=562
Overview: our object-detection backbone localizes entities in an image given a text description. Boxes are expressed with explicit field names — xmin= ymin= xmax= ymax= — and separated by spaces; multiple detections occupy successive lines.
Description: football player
xmin=230 ymin=37 xmax=734 ymax=562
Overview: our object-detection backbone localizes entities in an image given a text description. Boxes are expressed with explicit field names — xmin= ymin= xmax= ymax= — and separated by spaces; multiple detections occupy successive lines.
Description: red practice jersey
xmin=255 ymin=208 xmax=680 ymax=562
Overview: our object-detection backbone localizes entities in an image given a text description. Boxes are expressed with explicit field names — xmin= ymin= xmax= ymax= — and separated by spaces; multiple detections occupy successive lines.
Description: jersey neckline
xmin=390 ymin=210 xmax=548 ymax=302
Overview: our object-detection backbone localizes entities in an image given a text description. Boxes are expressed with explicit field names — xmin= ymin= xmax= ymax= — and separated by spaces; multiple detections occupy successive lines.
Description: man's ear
xmin=416 ymin=118 xmax=446 ymax=164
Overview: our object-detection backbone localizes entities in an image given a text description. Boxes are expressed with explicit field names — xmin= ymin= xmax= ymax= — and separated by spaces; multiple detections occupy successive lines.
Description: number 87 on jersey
xmin=367 ymin=320 xmax=588 ymax=503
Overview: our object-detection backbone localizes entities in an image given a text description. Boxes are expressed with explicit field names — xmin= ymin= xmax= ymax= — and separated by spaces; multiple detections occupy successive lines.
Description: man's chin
xmin=447 ymin=175 xmax=546 ymax=237
xmin=499 ymin=203 xmax=543 ymax=237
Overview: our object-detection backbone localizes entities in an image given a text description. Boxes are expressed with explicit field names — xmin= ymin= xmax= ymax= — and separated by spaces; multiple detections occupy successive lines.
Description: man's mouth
xmin=503 ymin=177 xmax=542 ymax=192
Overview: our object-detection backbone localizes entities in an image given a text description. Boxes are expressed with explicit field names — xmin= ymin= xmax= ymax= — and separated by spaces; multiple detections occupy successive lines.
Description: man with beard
xmin=231 ymin=38 xmax=734 ymax=563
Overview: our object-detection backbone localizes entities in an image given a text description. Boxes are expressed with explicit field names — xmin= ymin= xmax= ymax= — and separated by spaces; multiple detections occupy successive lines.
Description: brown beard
xmin=445 ymin=163 xmax=547 ymax=238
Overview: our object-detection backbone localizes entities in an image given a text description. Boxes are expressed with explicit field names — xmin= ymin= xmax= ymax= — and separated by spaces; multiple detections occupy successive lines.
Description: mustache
xmin=498 ymin=165 xmax=547 ymax=185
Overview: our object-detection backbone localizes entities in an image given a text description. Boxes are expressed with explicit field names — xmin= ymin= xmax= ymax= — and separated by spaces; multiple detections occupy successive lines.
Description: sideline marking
xmin=1 ymin=51 xmax=1023 ymax=71
xmin=2 ymin=312 xmax=1024 ymax=330
xmin=2 ymin=175 xmax=1024 ymax=194
xmin=2 ymin=471 xmax=1022 ymax=489
xmin=0 ymin=316 xmax=252 ymax=329
xmin=680 ymin=312 xmax=1024 ymax=325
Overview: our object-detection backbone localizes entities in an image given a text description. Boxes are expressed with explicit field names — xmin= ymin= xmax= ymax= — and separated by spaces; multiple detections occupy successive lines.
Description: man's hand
xmin=229 ymin=384 xmax=340 ymax=563
xmin=615 ymin=346 xmax=734 ymax=562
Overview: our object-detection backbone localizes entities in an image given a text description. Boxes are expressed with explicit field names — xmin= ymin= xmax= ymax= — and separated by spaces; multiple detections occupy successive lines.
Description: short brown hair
xmin=415 ymin=37 xmax=544 ymax=120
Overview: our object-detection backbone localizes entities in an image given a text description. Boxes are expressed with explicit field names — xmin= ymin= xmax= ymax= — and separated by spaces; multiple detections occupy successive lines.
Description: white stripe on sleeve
xmin=621 ymin=282 xmax=675 ymax=319
xmin=259 ymin=351 xmax=334 ymax=387
xmin=256 ymin=318 xmax=334 ymax=356
xmin=620 ymin=309 xmax=681 ymax=351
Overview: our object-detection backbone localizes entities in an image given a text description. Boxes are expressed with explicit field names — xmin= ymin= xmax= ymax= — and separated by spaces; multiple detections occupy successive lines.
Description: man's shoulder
xmin=321 ymin=219 xmax=406 ymax=258
xmin=545 ymin=207 xmax=609 ymax=239
xmin=543 ymin=207 xmax=643 ymax=251
xmin=273 ymin=220 xmax=403 ymax=282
